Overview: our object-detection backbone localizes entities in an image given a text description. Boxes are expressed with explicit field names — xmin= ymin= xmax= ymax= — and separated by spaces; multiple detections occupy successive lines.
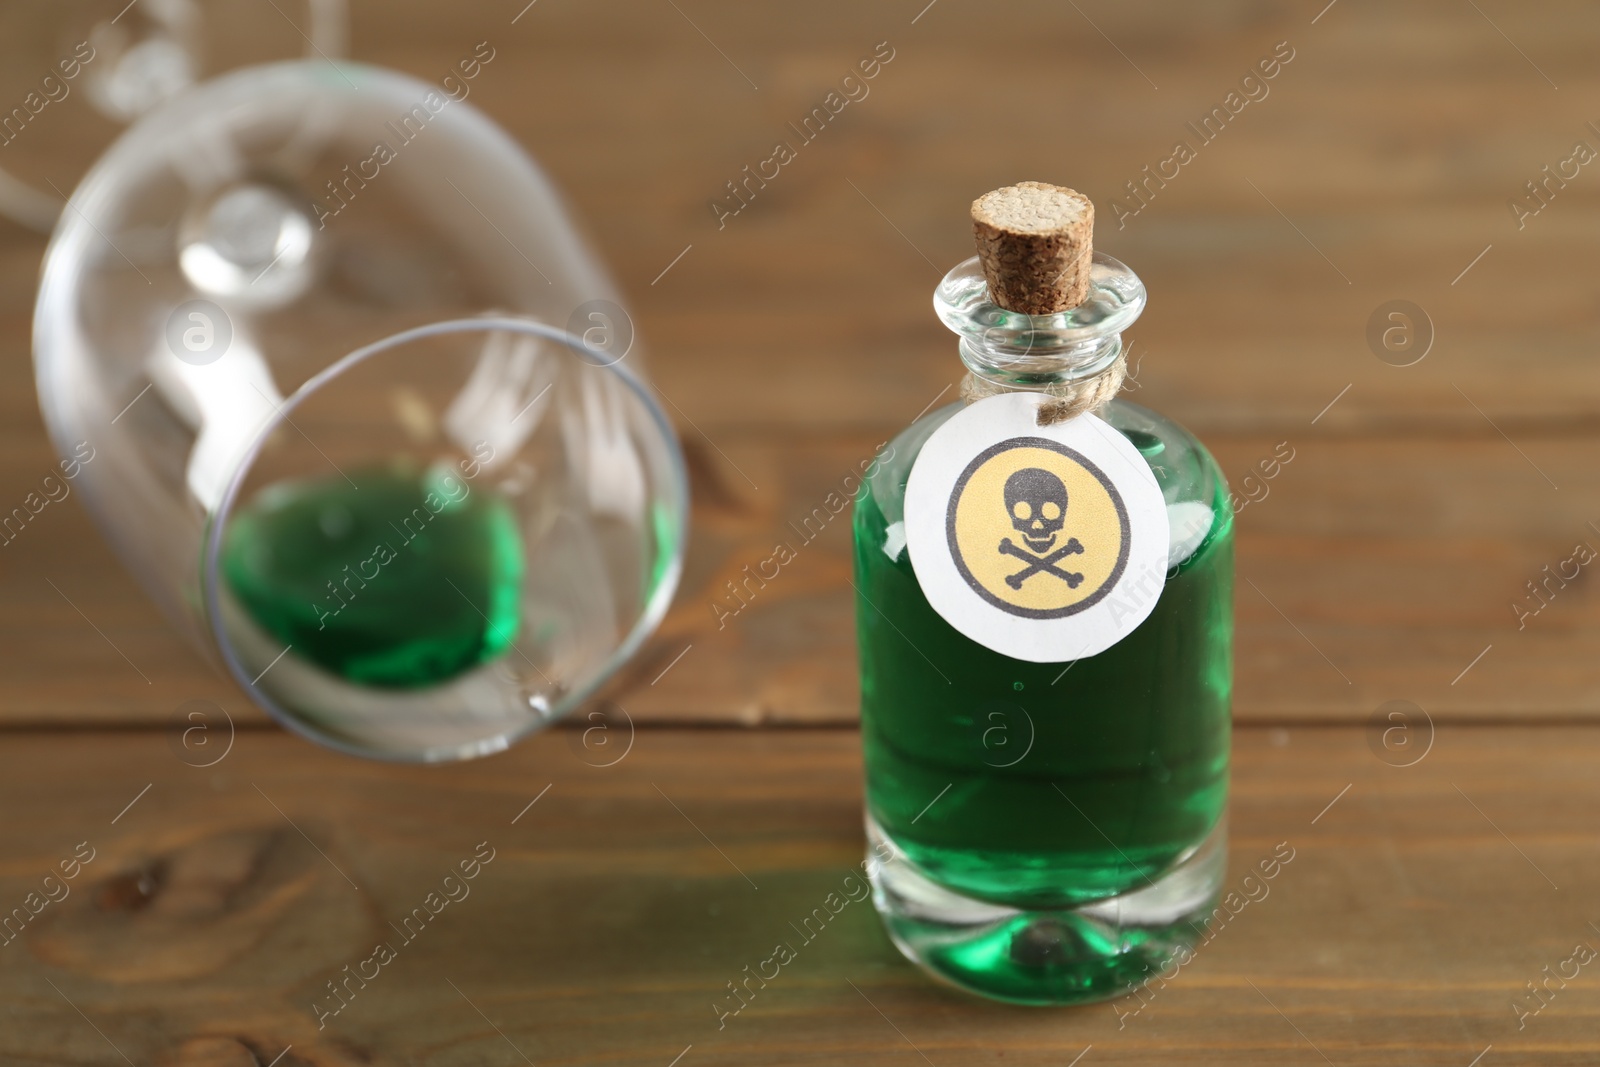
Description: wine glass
xmin=33 ymin=60 xmax=688 ymax=761
xmin=0 ymin=0 xmax=346 ymax=231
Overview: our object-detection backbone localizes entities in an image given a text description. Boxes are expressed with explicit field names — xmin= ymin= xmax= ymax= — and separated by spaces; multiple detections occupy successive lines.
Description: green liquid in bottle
xmin=221 ymin=463 xmax=524 ymax=688
xmin=854 ymin=400 xmax=1232 ymax=1003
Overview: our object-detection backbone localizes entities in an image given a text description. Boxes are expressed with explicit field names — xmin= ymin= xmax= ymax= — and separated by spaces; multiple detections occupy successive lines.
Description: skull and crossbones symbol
xmin=998 ymin=467 xmax=1084 ymax=590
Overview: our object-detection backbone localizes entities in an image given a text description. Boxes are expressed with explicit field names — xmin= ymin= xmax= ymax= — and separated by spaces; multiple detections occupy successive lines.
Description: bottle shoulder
xmin=861 ymin=398 xmax=1231 ymax=568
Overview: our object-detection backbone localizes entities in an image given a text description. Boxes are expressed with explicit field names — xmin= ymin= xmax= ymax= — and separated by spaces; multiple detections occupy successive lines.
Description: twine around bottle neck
xmin=958 ymin=346 xmax=1127 ymax=427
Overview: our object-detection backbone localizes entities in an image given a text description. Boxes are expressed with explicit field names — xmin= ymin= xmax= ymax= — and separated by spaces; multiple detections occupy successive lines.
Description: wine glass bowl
xmin=34 ymin=60 xmax=688 ymax=760
xmin=204 ymin=318 xmax=686 ymax=761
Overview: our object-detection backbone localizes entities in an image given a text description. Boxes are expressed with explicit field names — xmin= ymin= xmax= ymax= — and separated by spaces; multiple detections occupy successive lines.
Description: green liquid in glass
xmin=221 ymin=463 xmax=524 ymax=688
xmin=855 ymin=405 xmax=1233 ymax=912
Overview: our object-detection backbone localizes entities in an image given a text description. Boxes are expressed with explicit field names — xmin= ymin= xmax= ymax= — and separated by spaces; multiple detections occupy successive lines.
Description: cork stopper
xmin=971 ymin=182 xmax=1095 ymax=314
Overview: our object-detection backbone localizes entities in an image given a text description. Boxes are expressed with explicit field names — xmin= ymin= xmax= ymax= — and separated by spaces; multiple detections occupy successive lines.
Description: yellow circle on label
xmin=946 ymin=438 xmax=1130 ymax=619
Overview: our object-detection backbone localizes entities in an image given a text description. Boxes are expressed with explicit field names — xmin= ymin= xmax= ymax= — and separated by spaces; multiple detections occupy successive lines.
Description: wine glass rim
xmin=199 ymin=314 xmax=690 ymax=763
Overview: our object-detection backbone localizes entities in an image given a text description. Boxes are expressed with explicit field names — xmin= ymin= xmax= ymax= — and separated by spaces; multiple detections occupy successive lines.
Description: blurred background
xmin=2 ymin=1 xmax=1599 ymax=1062
xmin=3 ymin=0 xmax=1596 ymax=731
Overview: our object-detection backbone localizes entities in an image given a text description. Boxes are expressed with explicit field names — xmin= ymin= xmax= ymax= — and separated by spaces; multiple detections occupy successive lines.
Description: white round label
xmin=903 ymin=393 xmax=1170 ymax=663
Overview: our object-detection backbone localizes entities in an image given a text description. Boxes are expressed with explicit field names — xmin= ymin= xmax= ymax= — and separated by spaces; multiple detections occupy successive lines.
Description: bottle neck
xmin=958 ymin=332 xmax=1124 ymax=393
xmin=934 ymin=253 xmax=1145 ymax=397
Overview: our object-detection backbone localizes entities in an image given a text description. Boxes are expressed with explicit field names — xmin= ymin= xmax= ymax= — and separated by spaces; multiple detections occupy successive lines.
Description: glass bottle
xmin=853 ymin=250 xmax=1233 ymax=1005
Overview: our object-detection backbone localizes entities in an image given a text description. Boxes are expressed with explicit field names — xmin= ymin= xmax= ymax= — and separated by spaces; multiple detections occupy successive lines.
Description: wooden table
xmin=2 ymin=1 xmax=1598 ymax=1062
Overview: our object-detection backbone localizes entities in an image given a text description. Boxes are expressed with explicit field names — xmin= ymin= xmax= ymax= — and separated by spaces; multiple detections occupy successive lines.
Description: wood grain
xmin=2 ymin=2 xmax=1596 ymax=1061
xmin=2 ymin=1 xmax=1598 ymax=438
xmin=0 ymin=724 xmax=1596 ymax=1065
xmin=1 ymin=427 xmax=1595 ymax=725
xmin=334 ymin=0 xmax=1600 ymax=437
xmin=0 ymin=6 xmax=1596 ymax=719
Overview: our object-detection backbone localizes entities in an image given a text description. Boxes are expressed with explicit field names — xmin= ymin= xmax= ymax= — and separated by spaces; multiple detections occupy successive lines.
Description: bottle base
xmin=864 ymin=814 xmax=1227 ymax=1006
